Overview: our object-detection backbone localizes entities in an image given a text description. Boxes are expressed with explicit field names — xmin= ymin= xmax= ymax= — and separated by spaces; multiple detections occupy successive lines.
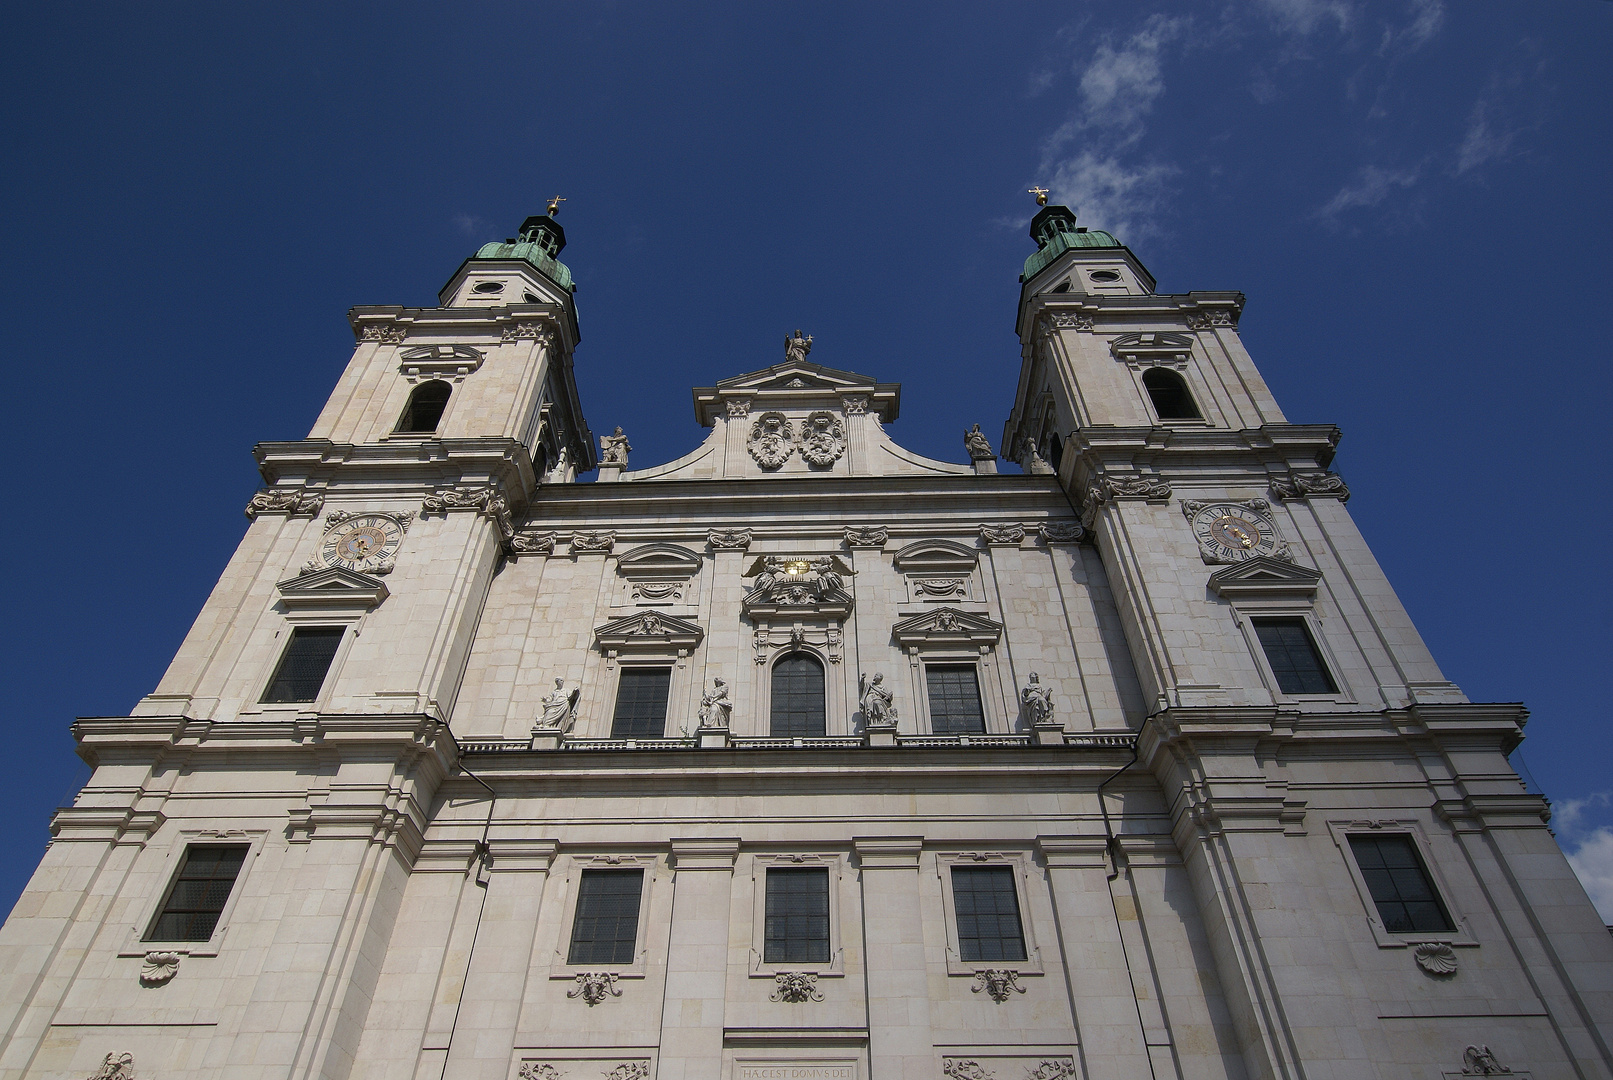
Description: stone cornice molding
xmin=853 ymin=836 xmax=923 ymax=869
xmin=244 ymin=485 xmax=324 ymax=521
xmin=891 ymin=607 xmax=1003 ymax=648
xmin=1017 ymin=290 xmax=1247 ymax=343
xmin=398 ymin=343 xmax=484 ymax=381
xmin=254 ymin=437 xmax=538 ymax=508
xmin=422 ymin=486 xmax=515 ymax=541
xmin=1081 ymin=474 xmax=1172 ymax=526
xmin=669 ymin=837 xmax=741 ymax=870
xmin=594 ymin=610 xmax=705 ymax=653
xmin=348 ymin=305 xmax=573 ymax=351
xmin=1269 ymin=470 xmax=1351 ymax=502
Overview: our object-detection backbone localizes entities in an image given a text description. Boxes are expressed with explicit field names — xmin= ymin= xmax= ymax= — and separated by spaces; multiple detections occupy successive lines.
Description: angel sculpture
xmin=860 ymin=672 xmax=897 ymax=726
xmin=698 ymin=677 xmax=732 ymax=728
xmin=536 ymin=677 xmax=580 ymax=731
xmin=1021 ymin=672 xmax=1055 ymax=725
xmin=811 ymin=556 xmax=844 ymax=597
xmin=753 ymin=555 xmax=786 ymax=595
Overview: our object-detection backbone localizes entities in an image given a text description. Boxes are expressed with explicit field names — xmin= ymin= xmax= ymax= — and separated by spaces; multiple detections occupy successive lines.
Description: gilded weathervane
xmin=1028 ymin=186 xmax=1049 ymax=206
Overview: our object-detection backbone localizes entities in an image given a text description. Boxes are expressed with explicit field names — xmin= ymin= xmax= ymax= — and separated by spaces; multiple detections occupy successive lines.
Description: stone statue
xmin=965 ymin=424 xmax=995 ymax=461
xmin=537 ymin=677 xmax=579 ymax=731
xmin=698 ymin=677 xmax=732 ymax=728
xmin=860 ymin=672 xmax=897 ymax=726
xmin=811 ymin=556 xmax=844 ymax=597
xmin=87 ymin=1054 xmax=136 ymax=1080
xmin=785 ymin=329 xmax=813 ymax=364
xmin=1021 ymin=672 xmax=1055 ymax=725
xmin=599 ymin=426 xmax=632 ymax=466
xmin=753 ymin=555 xmax=785 ymax=595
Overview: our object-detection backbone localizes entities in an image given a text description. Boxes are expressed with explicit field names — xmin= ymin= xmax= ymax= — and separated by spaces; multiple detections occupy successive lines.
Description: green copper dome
xmin=475 ymin=213 xmax=575 ymax=293
xmin=1020 ymin=204 xmax=1119 ymax=282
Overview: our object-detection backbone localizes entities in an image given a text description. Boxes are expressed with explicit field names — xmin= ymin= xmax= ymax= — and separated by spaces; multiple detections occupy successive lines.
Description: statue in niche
xmin=698 ymin=678 xmax=732 ymax=728
xmin=785 ymin=329 xmax=813 ymax=364
xmin=1021 ymin=672 xmax=1055 ymax=725
xmin=599 ymin=426 xmax=632 ymax=466
xmin=965 ymin=424 xmax=995 ymax=461
xmin=860 ymin=672 xmax=897 ymax=727
xmin=536 ymin=677 xmax=580 ymax=731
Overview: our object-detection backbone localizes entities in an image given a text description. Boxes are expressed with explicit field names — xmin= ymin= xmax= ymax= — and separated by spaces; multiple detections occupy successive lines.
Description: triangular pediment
xmin=615 ymin=543 xmax=702 ymax=579
xmin=1207 ymin=557 xmax=1322 ymax=598
xmin=693 ymin=360 xmax=901 ymax=425
xmin=893 ymin=539 xmax=979 ymax=574
xmin=594 ymin=610 xmax=705 ymax=651
xmin=891 ymin=606 xmax=1003 ymax=646
xmin=276 ymin=566 xmax=389 ymax=610
xmin=715 ymin=362 xmax=877 ymax=392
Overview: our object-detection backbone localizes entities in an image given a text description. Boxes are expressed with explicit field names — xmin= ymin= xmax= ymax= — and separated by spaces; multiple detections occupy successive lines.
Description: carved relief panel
xmin=892 ymin=538 xmax=983 ymax=606
xmin=612 ymin=543 xmax=703 ymax=608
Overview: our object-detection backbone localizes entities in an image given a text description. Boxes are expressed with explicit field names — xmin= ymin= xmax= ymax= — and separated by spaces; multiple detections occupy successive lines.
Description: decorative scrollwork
xmin=244 ymin=487 xmax=323 ymax=521
xmin=565 ymin=970 xmax=622 ymax=1006
xmin=1269 ymin=471 xmax=1350 ymax=502
xmin=570 ymin=531 xmax=616 ymax=553
xmin=422 ymin=487 xmax=513 ymax=541
xmin=517 ymin=1065 xmax=563 ymax=1080
xmin=979 ymin=523 xmax=1026 ymax=545
xmin=601 ymin=1064 xmax=651 ymax=1080
xmin=799 ymin=411 xmax=846 ymax=467
xmin=509 ymin=531 xmax=556 ymax=555
xmin=1184 ymin=308 xmax=1237 ymax=329
xmin=501 ymin=320 xmax=556 ymax=344
xmin=942 ymin=1060 xmax=995 ymax=1080
xmin=707 ymin=528 xmax=753 ymax=550
xmin=1037 ymin=522 xmax=1085 ymax=544
xmin=1047 ymin=312 xmax=1094 ymax=330
xmin=726 ymin=398 xmax=751 ymax=419
xmin=1024 ymin=1061 xmax=1078 ymax=1080
xmin=769 ymin=971 xmax=824 ymax=1002
xmin=359 ymin=323 xmax=408 ymax=343
xmin=971 ymin=968 xmax=1026 ymax=1002
xmin=1461 ymin=1045 xmax=1511 ymax=1075
xmin=841 ymin=395 xmax=869 ymax=415
xmin=843 ymin=526 xmax=888 ymax=548
xmin=748 ymin=412 xmax=795 ymax=469
xmin=913 ymin=578 xmax=966 ymax=598
xmin=1414 ymin=941 xmax=1458 ymax=976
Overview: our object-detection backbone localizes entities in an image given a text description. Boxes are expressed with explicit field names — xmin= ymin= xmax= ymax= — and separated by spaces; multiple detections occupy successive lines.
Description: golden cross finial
xmin=546 ymin=195 xmax=567 ymax=216
xmin=1028 ymin=187 xmax=1050 ymax=206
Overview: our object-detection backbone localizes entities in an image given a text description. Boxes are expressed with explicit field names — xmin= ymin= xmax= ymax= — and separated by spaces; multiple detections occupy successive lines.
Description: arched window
xmin=395 ymin=381 xmax=451 ymax=434
xmin=770 ymin=653 xmax=826 ymax=738
xmin=1142 ymin=368 xmax=1202 ymax=421
xmin=1045 ymin=432 xmax=1064 ymax=472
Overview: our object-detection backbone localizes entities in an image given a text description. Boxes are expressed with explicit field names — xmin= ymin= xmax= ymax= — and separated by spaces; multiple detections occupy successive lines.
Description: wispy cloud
xmin=1255 ymin=0 xmax=1354 ymax=37
xmin=452 ymin=213 xmax=489 ymax=238
xmin=1316 ymin=163 xmax=1423 ymax=221
xmin=1557 ymin=792 xmax=1613 ymax=921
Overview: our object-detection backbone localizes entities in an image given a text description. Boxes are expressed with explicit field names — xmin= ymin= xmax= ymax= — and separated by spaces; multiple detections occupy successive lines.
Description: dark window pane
xmin=1142 ymin=368 xmax=1201 ymax=420
xmin=1253 ymin=618 xmax=1337 ymax=695
xmin=1348 ymin=835 xmax=1453 ymax=934
xmin=926 ymin=665 xmax=986 ymax=734
xmin=567 ymin=869 xmax=644 ymax=965
xmin=952 ymin=866 xmax=1026 ymax=962
xmin=611 ymin=668 xmax=671 ymax=738
xmin=396 ymin=381 xmax=451 ymax=433
xmin=771 ymin=654 xmax=826 ymax=737
xmin=260 ymin=627 xmax=344 ymax=703
xmin=764 ymin=867 xmax=831 ymax=964
xmin=147 ymin=844 xmax=248 ymax=942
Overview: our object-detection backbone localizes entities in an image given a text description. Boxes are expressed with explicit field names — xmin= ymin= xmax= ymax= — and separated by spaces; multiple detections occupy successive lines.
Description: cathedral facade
xmin=2 ymin=206 xmax=1608 ymax=1080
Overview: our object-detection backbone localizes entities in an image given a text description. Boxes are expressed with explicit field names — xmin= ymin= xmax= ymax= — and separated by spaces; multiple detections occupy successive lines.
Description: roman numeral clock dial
xmin=1187 ymin=502 xmax=1281 ymax=564
xmin=317 ymin=513 xmax=410 ymax=575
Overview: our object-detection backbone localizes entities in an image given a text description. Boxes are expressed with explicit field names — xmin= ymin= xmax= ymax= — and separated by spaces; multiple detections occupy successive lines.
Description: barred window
xmin=1348 ymin=835 xmax=1453 ymax=934
xmin=146 ymin=845 xmax=248 ymax=942
xmin=567 ymin=869 xmax=644 ymax=965
xmin=771 ymin=653 xmax=826 ymax=737
xmin=764 ymin=867 xmax=831 ymax=964
xmin=926 ymin=665 xmax=986 ymax=734
xmin=611 ymin=667 xmax=672 ymax=738
xmin=396 ymin=380 xmax=451 ymax=433
xmin=952 ymin=866 xmax=1026 ymax=962
xmin=1253 ymin=618 xmax=1337 ymax=695
xmin=260 ymin=626 xmax=344 ymax=704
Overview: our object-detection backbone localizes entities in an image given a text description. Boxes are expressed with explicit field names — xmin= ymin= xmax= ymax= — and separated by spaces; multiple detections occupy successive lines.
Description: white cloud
xmin=1565 ymin=827 xmax=1613 ymax=923
xmin=1045 ymin=150 xmax=1178 ymax=244
xmin=1074 ymin=15 xmax=1184 ymax=138
xmin=1377 ymin=0 xmax=1444 ymax=58
xmin=1254 ymin=0 xmax=1354 ymax=36
xmin=1316 ymin=163 xmax=1422 ymax=219
xmin=1554 ymin=791 xmax=1611 ymax=835
xmin=452 ymin=213 xmax=489 ymax=238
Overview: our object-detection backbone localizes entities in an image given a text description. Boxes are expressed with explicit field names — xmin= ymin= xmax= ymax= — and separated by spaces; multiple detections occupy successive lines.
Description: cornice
xmin=254 ymin=437 xmax=538 ymax=508
xmin=348 ymin=302 xmax=576 ymax=353
xmin=73 ymin=714 xmax=460 ymax=771
xmin=1017 ymin=289 xmax=1247 ymax=342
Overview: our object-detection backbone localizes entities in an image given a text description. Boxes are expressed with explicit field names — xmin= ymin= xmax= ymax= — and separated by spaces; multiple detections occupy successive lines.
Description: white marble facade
xmin=1 ymin=208 xmax=1609 ymax=1080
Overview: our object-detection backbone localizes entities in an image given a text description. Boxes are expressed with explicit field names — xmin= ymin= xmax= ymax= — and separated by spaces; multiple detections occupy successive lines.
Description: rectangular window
xmin=1348 ymin=835 xmax=1453 ymax=934
xmin=146 ymin=844 xmax=249 ymax=942
xmin=926 ymin=664 xmax=986 ymax=734
xmin=1253 ymin=617 xmax=1337 ymax=695
xmin=764 ymin=867 xmax=831 ymax=964
xmin=261 ymin=626 xmax=344 ymax=703
xmin=567 ymin=869 xmax=644 ymax=965
xmin=951 ymin=866 xmax=1026 ymax=962
xmin=610 ymin=667 xmax=672 ymax=738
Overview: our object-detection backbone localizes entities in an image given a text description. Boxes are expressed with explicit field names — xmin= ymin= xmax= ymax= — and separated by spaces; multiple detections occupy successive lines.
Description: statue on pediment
xmin=965 ymin=424 xmax=995 ymax=461
xmin=785 ymin=329 xmax=813 ymax=364
xmin=600 ymin=426 xmax=632 ymax=466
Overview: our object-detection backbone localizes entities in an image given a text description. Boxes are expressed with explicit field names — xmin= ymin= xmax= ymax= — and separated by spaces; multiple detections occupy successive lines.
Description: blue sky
xmin=1 ymin=2 xmax=1609 ymax=919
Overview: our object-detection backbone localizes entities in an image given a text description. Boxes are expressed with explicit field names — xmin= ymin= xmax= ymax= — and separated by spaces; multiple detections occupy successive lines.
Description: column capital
xmin=669 ymin=838 xmax=740 ymax=870
xmin=1035 ymin=835 xmax=1108 ymax=869
xmin=486 ymin=838 xmax=557 ymax=872
xmin=853 ymin=836 xmax=923 ymax=868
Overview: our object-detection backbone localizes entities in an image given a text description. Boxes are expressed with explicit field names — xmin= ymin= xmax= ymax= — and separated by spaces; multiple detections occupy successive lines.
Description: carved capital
xmin=725 ymin=397 xmax=751 ymax=419
xmin=422 ymin=487 xmax=514 ymax=540
xmin=508 ymin=531 xmax=556 ymax=555
xmin=1184 ymin=307 xmax=1238 ymax=330
xmin=571 ymin=530 xmax=616 ymax=554
xmin=841 ymin=394 xmax=869 ymax=415
xmin=245 ymin=486 xmax=323 ymax=520
xmin=1269 ymin=470 xmax=1350 ymax=502
xmin=707 ymin=528 xmax=752 ymax=550
xmin=501 ymin=319 xmax=556 ymax=344
xmin=358 ymin=322 xmax=408 ymax=343
xmin=978 ymin=523 xmax=1025 ymax=546
xmin=843 ymin=526 xmax=888 ymax=548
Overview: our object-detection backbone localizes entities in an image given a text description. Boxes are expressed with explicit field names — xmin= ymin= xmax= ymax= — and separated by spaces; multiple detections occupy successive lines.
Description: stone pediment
xmin=615 ymin=543 xmax=702 ymax=579
xmin=1207 ymin=557 xmax=1322 ymax=599
xmin=593 ymin=611 xmax=705 ymax=652
xmin=397 ymin=343 xmax=485 ymax=380
xmin=694 ymin=361 xmax=900 ymax=424
xmin=1108 ymin=332 xmax=1193 ymax=367
xmin=276 ymin=567 xmax=389 ymax=611
xmin=892 ymin=539 xmax=979 ymax=574
xmin=891 ymin=607 xmax=1003 ymax=647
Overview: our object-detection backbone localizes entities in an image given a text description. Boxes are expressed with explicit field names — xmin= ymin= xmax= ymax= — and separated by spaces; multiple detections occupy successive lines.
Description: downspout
xmin=437 ymin=761 xmax=497 ymax=1080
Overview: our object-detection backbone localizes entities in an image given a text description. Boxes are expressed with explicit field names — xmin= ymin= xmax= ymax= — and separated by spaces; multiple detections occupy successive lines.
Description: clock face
xmin=319 ymin=514 xmax=405 ymax=573
xmin=1190 ymin=503 xmax=1280 ymax=563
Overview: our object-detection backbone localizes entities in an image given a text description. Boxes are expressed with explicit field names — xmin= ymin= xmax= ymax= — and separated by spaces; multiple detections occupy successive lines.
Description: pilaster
xmin=657 ymin=839 xmax=741 ymax=1080
xmin=853 ymin=837 xmax=934 ymax=1080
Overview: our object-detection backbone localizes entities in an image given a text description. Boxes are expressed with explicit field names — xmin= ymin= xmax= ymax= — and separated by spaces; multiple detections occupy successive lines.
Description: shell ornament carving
xmin=139 ymin=951 xmax=181 ymax=986
xmin=1414 ymin=941 xmax=1458 ymax=976
xmin=799 ymin=411 xmax=846 ymax=466
xmin=748 ymin=412 xmax=795 ymax=469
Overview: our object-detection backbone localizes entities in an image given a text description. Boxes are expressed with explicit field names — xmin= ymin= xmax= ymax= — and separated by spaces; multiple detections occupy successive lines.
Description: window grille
xmin=951 ymin=865 xmax=1027 ymax=962
xmin=1348 ymin=835 xmax=1453 ymax=934
xmin=1142 ymin=368 xmax=1202 ymax=420
xmin=395 ymin=381 xmax=451 ymax=433
xmin=260 ymin=626 xmax=344 ymax=703
xmin=764 ymin=867 xmax=831 ymax=964
xmin=770 ymin=653 xmax=826 ymax=737
xmin=926 ymin=665 xmax=986 ymax=734
xmin=1253 ymin=618 xmax=1337 ymax=695
xmin=146 ymin=845 xmax=248 ymax=942
xmin=567 ymin=869 xmax=644 ymax=965
xmin=611 ymin=667 xmax=672 ymax=738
